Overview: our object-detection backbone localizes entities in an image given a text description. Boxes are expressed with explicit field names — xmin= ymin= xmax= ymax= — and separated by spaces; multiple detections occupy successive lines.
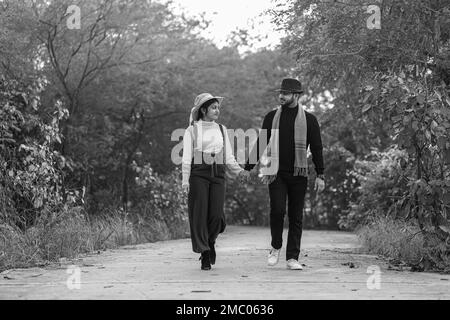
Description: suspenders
xmin=191 ymin=123 xmax=226 ymax=177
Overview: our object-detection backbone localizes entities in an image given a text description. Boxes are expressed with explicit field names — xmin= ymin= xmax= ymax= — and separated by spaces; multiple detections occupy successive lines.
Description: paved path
xmin=0 ymin=226 xmax=449 ymax=299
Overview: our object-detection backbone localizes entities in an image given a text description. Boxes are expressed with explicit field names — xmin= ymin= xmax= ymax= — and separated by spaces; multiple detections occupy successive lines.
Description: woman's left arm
xmin=222 ymin=125 xmax=244 ymax=178
xmin=182 ymin=127 xmax=193 ymax=187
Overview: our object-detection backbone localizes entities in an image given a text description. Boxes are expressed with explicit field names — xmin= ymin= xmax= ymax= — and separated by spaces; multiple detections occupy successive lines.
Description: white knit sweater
xmin=182 ymin=120 xmax=243 ymax=186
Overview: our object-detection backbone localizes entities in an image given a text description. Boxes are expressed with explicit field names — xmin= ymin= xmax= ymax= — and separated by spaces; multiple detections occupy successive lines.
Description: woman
xmin=182 ymin=93 xmax=249 ymax=270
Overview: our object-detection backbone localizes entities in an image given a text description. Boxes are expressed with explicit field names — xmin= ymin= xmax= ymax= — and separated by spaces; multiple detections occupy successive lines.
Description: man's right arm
xmin=245 ymin=111 xmax=274 ymax=171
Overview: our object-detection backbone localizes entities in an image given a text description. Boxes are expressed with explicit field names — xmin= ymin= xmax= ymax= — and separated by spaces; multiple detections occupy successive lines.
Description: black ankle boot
xmin=209 ymin=241 xmax=216 ymax=265
xmin=200 ymin=251 xmax=211 ymax=270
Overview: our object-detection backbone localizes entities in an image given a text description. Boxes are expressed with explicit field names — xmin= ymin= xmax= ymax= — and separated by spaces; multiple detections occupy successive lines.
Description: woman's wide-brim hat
xmin=275 ymin=78 xmax=304 ymax=94
xmin=189 ymin=93 xmax=224 ymax=125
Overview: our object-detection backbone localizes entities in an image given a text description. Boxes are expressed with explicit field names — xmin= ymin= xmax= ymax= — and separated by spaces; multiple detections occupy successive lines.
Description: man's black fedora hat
xmin=275 ymin=78 xmax=304 ymax=94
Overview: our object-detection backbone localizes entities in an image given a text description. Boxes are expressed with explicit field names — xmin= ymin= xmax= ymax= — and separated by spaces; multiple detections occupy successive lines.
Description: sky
xmin=168 ymin=0 xmax=285 ymax=50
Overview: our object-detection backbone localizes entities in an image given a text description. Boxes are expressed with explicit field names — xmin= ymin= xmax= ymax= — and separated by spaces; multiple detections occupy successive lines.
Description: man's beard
xmin=280 ymin=97 xmax=293 ymax=107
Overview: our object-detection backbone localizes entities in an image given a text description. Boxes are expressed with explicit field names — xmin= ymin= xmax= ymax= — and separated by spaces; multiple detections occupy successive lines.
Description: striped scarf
xmin=259 ymin=105 xmax=308 ymax=183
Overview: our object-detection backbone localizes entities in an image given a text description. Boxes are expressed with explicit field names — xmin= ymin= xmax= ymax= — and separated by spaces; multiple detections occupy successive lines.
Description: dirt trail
xmin=0 ymin=226 xmax=449 ymax=299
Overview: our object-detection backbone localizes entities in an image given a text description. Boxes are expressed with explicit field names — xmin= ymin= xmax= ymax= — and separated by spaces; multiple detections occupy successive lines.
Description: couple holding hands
xmin=181 ymin=78 xmax=325 ymax=271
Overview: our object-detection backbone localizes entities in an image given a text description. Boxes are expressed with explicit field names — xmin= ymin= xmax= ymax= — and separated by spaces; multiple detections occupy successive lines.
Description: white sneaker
xmin=267 ymin=248 xmax=281 ymax=266
xmin=287 ymin=259 xmax=303 ymax=270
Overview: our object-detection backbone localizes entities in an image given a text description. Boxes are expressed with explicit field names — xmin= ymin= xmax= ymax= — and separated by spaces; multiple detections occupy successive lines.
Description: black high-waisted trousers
xmin=188 ymin=156 xmax=226 ymax=254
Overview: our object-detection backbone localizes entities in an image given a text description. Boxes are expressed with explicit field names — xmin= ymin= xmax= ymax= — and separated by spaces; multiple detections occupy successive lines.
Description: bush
xmin=305 ymin=146 xmax=359 ymax=230
xmin=225 ymin=179 xmax=270 ymax=226
xmin=0 ymin=78 xmax=70 ymax=229
xmin=0 ymin=223 xmax=42 ymax=270
xmin=358 ymin=215 xmax=450 ymax=271
xmin=88 ymin=208 xmax=138 ymax=249
xmin=130 ymin=164 xmax=189 ymax=240
xmin=32 ymin=206 xmax=94 ymax=260
xmin=0 ymin=206 xmax=93 ymax=271
xmin=0 ymin=156 xmax=190 ymax=272
xmin=358 ymin=216 xmax=425 ymax=265
xmin=0 ymin=204 xmax=178 ymax=272
xmin=347 ymin=147 xmax=450 ymax=271
xmin=339 ymin=146 xmax=409 ymax=230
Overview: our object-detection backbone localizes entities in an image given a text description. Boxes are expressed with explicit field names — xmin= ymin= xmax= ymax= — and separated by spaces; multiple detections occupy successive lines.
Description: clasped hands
xmin=237 ymin=168 xmax=258 ymax=184
xmin=239 ymin=170 xmax=325 ymax=193
xmin=237 ymin=168 xmax=276 ymax=185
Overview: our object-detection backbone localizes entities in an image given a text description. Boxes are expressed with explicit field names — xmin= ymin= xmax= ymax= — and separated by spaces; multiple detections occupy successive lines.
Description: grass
xmin=357 ymin=215 xmax=450 ymax=271
xmin=357 ymin=216 xmax=425 ymax=265
xmin=0 ymin=206 xmax=189 ymax=272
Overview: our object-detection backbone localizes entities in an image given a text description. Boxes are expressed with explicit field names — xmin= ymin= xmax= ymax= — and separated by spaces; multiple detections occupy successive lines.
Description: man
xmin=245 ymin=78 xmax=325 ymax=270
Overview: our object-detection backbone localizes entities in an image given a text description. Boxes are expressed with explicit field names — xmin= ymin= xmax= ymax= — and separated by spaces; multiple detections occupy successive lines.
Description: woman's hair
xmin=197 ymin=98 xmax=219 ymax=121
